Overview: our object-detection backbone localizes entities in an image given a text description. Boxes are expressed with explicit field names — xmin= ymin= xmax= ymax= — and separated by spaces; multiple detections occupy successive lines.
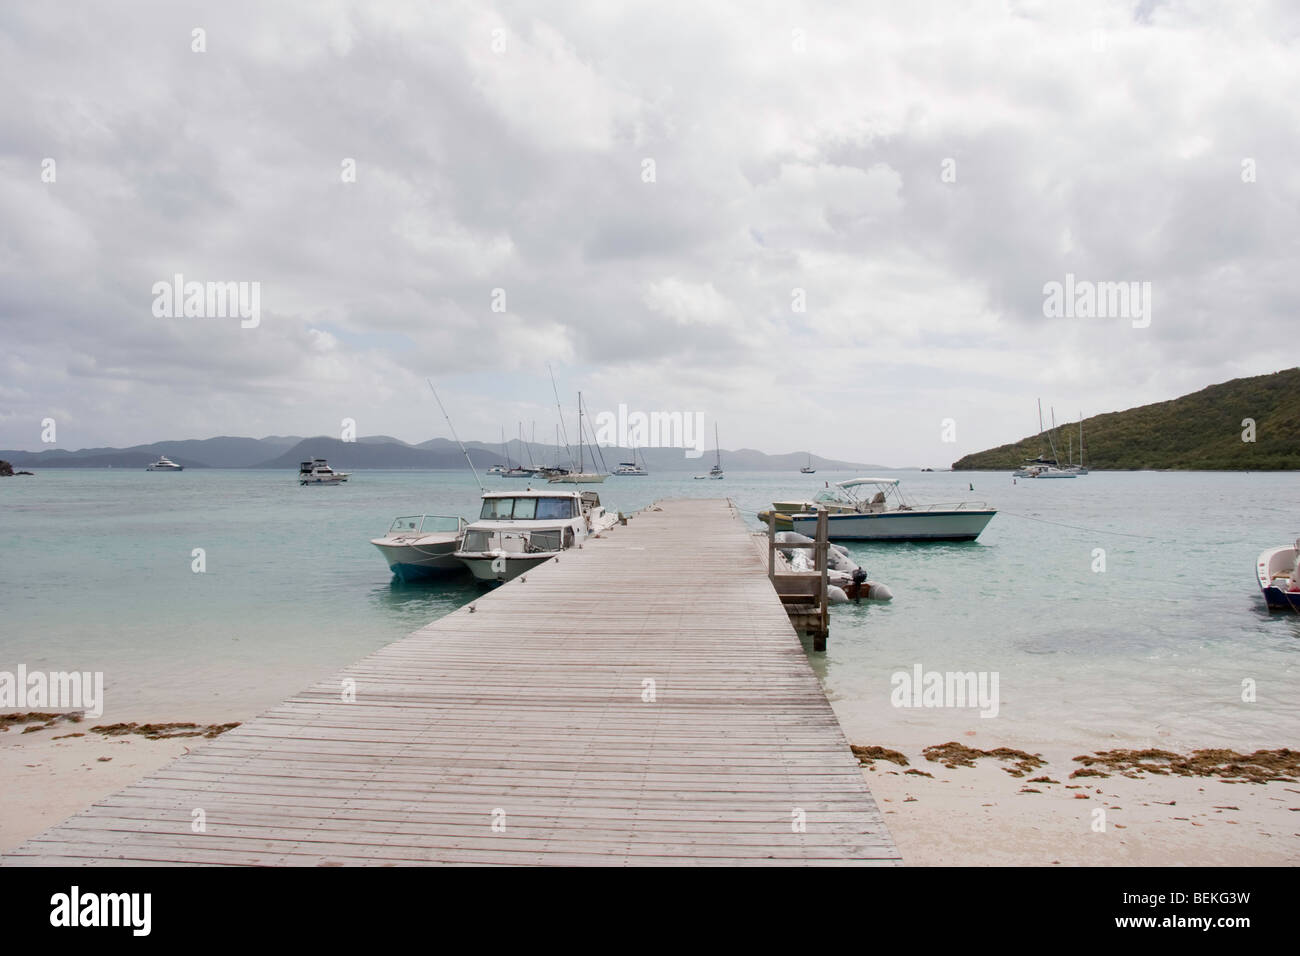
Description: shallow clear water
xmin=1 ymin=469 xmax=1297 ymax=751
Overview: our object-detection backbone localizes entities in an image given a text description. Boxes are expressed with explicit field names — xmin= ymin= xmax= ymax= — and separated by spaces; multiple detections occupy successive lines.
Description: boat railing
xmin=898 ymin=501 xmax=991 ymax=512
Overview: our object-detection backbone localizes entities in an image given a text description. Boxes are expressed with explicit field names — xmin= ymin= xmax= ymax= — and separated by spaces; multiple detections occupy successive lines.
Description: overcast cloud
xmin=2 ymin=0 xmax=1297 ymax=465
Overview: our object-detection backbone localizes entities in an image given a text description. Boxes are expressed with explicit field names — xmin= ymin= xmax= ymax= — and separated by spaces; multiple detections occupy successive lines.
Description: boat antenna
xmin=426 ymin=379 xmax=484 ymax=492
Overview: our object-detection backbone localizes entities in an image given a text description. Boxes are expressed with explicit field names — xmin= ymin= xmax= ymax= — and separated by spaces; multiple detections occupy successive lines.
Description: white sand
xmin=862 ymin=741 xmax=1300 ymax=865
xmin=5 ymin=716 xmax=1297 ymax=864
xmin=0 ymin=719 xmax=217 ymax=854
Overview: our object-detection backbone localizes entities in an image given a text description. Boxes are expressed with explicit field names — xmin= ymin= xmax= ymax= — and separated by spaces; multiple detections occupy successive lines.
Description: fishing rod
xmin=426 ymin=379 xmax=484 ymax=492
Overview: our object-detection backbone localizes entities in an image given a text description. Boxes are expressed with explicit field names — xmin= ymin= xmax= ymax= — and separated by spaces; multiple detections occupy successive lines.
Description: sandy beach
xmin=4 ymin=708 xmax=1296 ymax=864
xmin=856 ymin=738 xmax=1300 ymax=866
xmin=0 ymin=714 xmax=240 ymax=855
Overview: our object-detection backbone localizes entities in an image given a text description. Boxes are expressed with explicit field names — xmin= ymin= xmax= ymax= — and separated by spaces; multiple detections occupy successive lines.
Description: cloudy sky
xmin=2 ymin=0 xmax=1297 ymax=466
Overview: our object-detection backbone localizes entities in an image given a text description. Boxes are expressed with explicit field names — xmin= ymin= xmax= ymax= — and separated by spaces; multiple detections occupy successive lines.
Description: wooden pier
xmin=3 ymin=499 xmax=898 ymax=866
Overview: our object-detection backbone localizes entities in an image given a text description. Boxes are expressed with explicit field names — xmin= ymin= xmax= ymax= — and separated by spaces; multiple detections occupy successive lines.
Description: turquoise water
xmin=1 ymin=469 xmax=1297 ymax=751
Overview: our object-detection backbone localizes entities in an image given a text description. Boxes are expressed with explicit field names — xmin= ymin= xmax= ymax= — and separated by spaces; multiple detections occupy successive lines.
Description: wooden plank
xmin=2 ymin=498 xmax=898 ymax=867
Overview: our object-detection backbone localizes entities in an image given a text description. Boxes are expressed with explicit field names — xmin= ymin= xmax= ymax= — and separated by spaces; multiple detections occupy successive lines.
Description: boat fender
xmin=867 ymin=582 xmax=893 ymax=601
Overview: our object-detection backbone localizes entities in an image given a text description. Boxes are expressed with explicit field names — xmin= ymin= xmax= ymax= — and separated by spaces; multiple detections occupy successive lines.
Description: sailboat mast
xmin=715 ymin=423 xmax=721 ymax=469
xmin=577 ymin=391 xmax=583 ymax=473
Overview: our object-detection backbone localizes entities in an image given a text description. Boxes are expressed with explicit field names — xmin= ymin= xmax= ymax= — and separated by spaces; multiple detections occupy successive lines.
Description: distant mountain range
xmin=1 ymin=434 xmax=885 ymax=472
xmin=952 ymin=367 xmax=1300 ymax=471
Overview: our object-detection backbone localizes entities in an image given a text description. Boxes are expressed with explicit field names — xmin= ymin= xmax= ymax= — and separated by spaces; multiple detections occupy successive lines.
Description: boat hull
xmin=371 ymin=539 xmax=464 ymax=581
xmin=790 ymin=509 xmax=997 ymax=541
xmin=1256 ymin=545 xmax=1300 ymax=609
xmin=456 ymin=552 xmax=556 ymax=583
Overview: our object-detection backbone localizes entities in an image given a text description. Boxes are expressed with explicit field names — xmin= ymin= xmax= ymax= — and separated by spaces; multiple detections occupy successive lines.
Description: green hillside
xmin=952 ymin=368 xmax=1300 ymax=471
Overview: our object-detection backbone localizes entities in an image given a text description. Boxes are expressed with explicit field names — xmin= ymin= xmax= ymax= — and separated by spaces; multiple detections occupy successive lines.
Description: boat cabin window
xmin=480 ymin=497 xmax=575 ymax=520
xmin=535 ymin=497 xmax=576 ymax=519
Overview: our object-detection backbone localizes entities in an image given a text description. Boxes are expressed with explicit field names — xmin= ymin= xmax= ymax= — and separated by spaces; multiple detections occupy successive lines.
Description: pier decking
xmin=3 ymin=498 xmax=898 ymax=866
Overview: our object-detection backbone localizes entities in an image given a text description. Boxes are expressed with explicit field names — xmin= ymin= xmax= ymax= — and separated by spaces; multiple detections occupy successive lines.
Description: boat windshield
xmin=388 ymin=515 xmax=462 ymax=534
xmin=480 ymin=497 xmax=576 ymax=520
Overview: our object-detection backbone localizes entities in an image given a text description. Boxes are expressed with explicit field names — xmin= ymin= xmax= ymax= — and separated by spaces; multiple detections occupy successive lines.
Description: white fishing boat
xmin=298 ymin=458 xmax=349 ymax=485
xmin=1257 ymin=539 xmax=1300 ymax=610
xmin=146 ymin=455 xmax=183 ymax=471
xmin=371 ymin=515 xmax=468 ymax=582
xmin=783 ymin=478 xmax=996 ymax=541
xmin=455 ymin=488 xmax=616 ymax=583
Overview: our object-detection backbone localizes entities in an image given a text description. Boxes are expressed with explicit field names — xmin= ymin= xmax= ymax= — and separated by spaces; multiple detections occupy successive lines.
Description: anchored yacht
xmin=146 ymin=455 xmax=183 ymax=471
xmin=298 ymin=458 xmax=349 ymax=485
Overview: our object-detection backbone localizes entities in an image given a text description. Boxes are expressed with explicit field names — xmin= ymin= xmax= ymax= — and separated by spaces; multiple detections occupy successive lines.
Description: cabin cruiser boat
xmin=1257 ymin=539 xmax=1300 ymax=610
xmin=371 ymin=515 xmax=468 ymax=582
xmin=298 ymin=458 xmax=349 ymax=484
xmin=146 ymin=455 xmax=183 ymax=471
xmin=776 ymin=478 xmax=996 ymax=541
xmin=503 ymin=466 xmax=537 ymax=478
xmin=455 ymin=488 xmax=617 ymax=583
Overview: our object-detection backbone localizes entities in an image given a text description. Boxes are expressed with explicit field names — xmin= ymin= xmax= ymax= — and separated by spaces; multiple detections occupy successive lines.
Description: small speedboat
xmin=1257 ymin=540 xmax=1300 ymax=610
xmin=298 ymin=458 xmax=349 ymax=485
xmin=372 ymin=514 xmax=468 ymax=581
xmin=146 ymin=455 xmax=183 ymax=471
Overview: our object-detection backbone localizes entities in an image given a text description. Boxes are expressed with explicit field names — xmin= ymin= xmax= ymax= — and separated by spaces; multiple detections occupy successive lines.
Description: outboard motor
xmin=850 ymin=567 xmax=868 ymax=604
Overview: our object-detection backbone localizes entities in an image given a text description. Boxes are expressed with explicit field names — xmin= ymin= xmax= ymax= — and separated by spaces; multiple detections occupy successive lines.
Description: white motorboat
xmin=784 ymin=477 xmax=996 ymax=541
xmin=298 ymin=458 xmax=349 ymax=484
xmin=371 ymin=514 xmax=468 ymax=582
xmin=455 ymin=488 xmax=617 ymax=583
xmin=146 ymin=455 xmax=183 ymax=471
xmin=1257 ymin=539 xmax=1300 ymax=610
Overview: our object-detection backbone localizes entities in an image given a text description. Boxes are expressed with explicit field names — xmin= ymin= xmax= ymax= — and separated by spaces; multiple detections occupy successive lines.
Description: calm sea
xmin=2 ymin=469 xmax=1297 ymax=751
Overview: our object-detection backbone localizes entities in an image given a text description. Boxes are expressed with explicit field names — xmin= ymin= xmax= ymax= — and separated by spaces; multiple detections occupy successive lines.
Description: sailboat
xmin=801 ymin=453 xmax=816 ymax=474
xmin=613 ymin=442 xmax=648 ymax=476
xmin=1014 ymin=400 xmax=1076 ymax=478
xmin=1065 ymin=414 xmax=1089 ymax=475
xmin=696 ymin=424 xmax=724 ymax=479
xmin=503 ymin=423 xmax=537 ymax=477
xmin=548 ymin=391 xmax=606 ymax=483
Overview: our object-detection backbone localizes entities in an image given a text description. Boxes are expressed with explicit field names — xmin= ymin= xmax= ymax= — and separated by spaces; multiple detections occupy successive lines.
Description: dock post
xmin=814 ymin=507 xmax=829 ymax=651
xmin=767 ymin=510 xmax=776 ymax=580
